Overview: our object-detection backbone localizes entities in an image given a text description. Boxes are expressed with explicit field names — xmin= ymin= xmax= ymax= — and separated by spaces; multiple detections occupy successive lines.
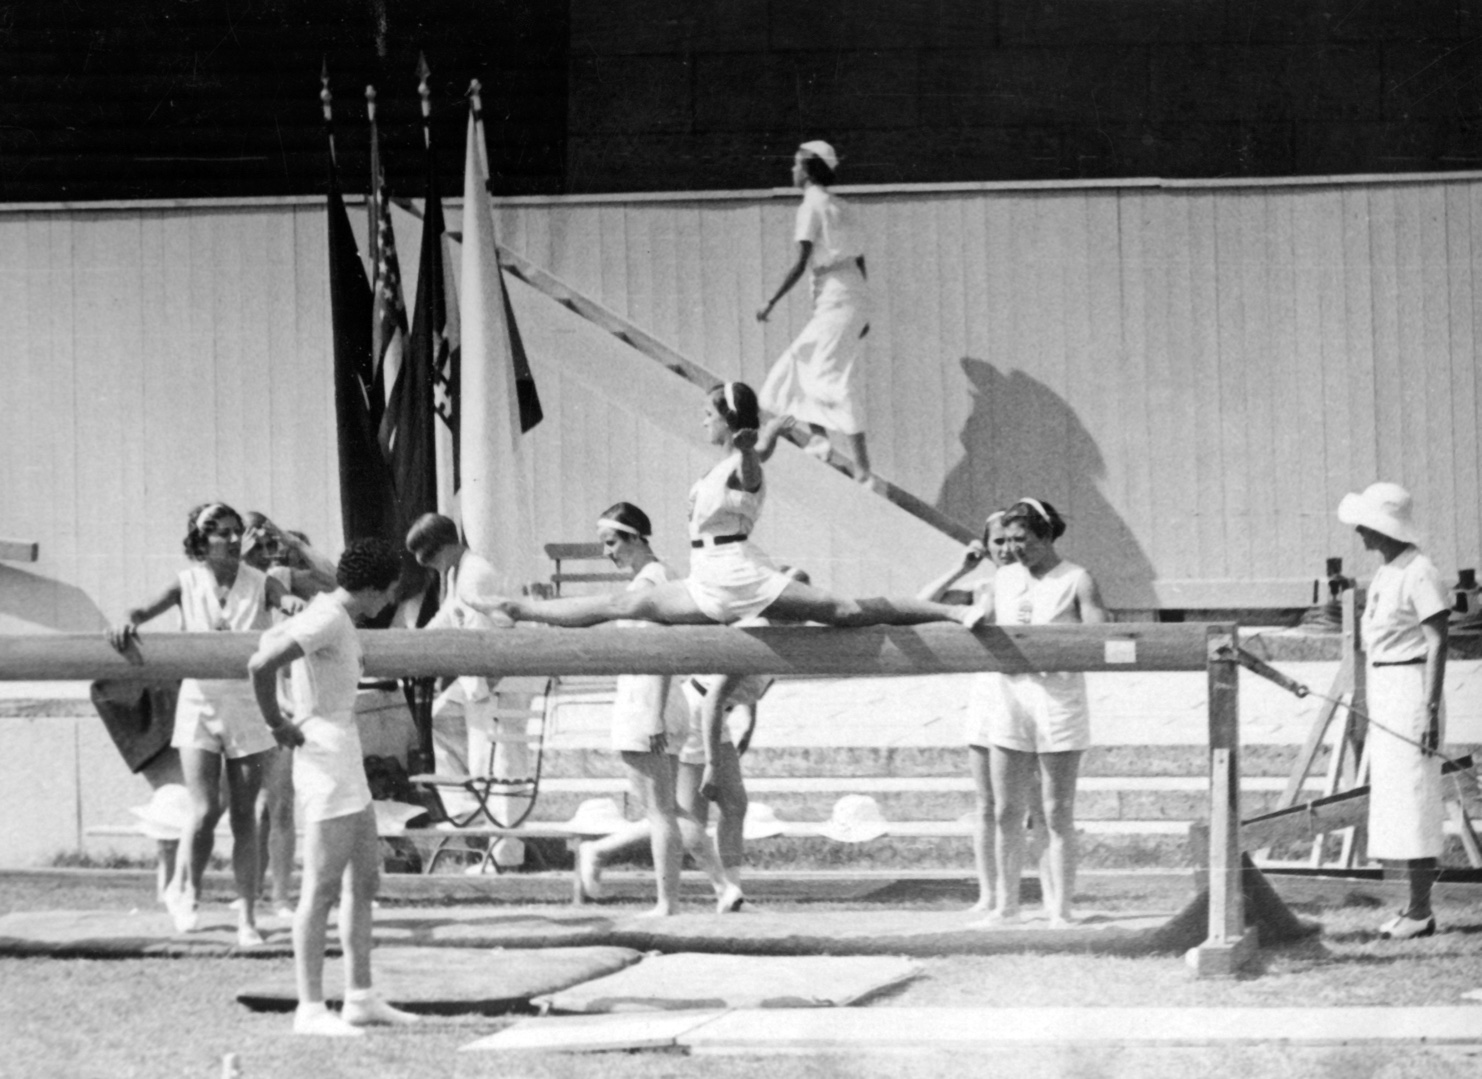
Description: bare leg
xmin=761 ymin=579 xmax=966 ymax=627
xmin=983 ymin=745 xmax=1036 ymax=923
xmin=339 ymin=806 xmax=379 ymax=992
xmin=1038 ymin=750 xmax=1082 ymax=925
xmin=223 ymin=751 xmax=266 ymax=938
xmin=259 ymin=747 xmax=296 ymax=913
xmin=844 ymin=431 xmax=871 ymax=483
xmin=620 ymin=750 xmax=683 ymax=916
xmin=505 ymin=579 xmax=714 ymax=628
xmin=967 ymin=745 xmax=995 ymax=912
xmin=173 ymin=747 xmax=226 ymax=929
xmin=674 ymin=761 xmax=727 ymax=893
xmin=705 ymin=744 xmax=749 ymax=912
xmin=294 ymin=811 xmax=359 ymax=1006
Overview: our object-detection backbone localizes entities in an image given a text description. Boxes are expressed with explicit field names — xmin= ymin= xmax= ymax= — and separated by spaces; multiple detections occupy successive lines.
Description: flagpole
xmin=417 ymin=52 xmax=433 ymax=150
xmin=366 ymin=84 xmax=380 ymax=273
xmin=467 ymin=78 xmax=492 ymax=181
xmin=320 ymin=58 xmax=336 ymax=166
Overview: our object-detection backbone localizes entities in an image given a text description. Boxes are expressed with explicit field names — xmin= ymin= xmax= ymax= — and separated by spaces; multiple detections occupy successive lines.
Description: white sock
xmin=343 ymin=987 xmax=420 ymax=1026
xmin=294 ymin=1002 xmax=364 ymax=1038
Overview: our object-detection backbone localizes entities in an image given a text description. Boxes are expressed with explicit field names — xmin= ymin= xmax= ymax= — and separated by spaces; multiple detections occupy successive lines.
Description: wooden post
xmin=1188 ymin=623 xmax=1258 ymax=977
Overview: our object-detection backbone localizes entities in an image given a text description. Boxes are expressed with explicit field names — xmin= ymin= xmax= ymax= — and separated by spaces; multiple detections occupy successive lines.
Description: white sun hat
xmin=798 ymin=139 xmax=839 ymax=171
xmin=558 ymin=797 xmax=629 ymax=836
xmin=816 ymin=794 xmax=889 ymax=843
xmin=741 ymin=802 xmax=789 ymax=840
xmin=128 ymin=783 xmax=193 ymax=841
xmin=1337 ymin=482 xmax=1423 ymax=546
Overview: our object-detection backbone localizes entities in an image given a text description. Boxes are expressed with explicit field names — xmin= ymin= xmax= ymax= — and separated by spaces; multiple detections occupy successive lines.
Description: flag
xmin=326 ymin=162 xmax=395 ymax=545
xmin=458 ymin=103 xmax=543 ymax=593
xmin=369 ymin=108 xmax=408 ymax=446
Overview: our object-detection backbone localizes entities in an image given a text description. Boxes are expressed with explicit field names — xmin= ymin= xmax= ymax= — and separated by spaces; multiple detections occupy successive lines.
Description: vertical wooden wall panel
xmin=1418 ymin=185 xmax=1456 ymax=566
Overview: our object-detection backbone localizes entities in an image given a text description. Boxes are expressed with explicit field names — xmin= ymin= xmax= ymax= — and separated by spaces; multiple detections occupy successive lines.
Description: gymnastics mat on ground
xmin=0 ymin=909 xmax=292 ymax=958
xmin=236 ymin=946 xmax=643 ymax=1015
xmin=461 ymin=1010 xmax=728 ymax=1053
xmin=533 ymin=953 xmax=920 ymax=1013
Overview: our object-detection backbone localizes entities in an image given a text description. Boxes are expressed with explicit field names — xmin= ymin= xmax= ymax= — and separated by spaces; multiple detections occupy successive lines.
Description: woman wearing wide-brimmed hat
xmin=1337 ymin=482 xmax=1451 ymax=939
xmin=1339 ymin=480 xmax=1452 ymax=936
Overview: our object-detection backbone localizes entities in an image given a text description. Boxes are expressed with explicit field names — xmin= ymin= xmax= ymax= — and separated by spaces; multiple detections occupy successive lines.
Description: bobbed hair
xmin=337 ymin=537 xmax=402 ymax=593
xmin=182 ymin=501 xmax=243 ymax=561
xmin=980 ymin=509 xmax=1008 ymax=546
xmin=709 ymin=381 xmax=761 ymax=432
xmin=1003 ymin=498 xmax=1067 ymax=541
xmin=597 ymin=501 xmax=654 ymax=540
xmin=799 ymin=154 xmax=835 ymax=187
xmin=405 ymin=512 xmax=461 ymax=561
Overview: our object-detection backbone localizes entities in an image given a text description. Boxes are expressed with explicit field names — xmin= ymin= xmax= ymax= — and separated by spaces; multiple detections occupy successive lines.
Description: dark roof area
xmin=0 ymin=0 xmax=567 ymax=201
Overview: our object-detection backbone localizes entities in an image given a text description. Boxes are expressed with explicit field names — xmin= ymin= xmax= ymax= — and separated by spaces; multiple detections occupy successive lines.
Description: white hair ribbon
xmin=1017 ymin=497 xmax=1051 ymax=523
xmin=195 ymin=503 xmax=227 ymax=531
xmin=723 ymin=382 xmax=737 ymax=414
xmin=596 ymin=516 xmax=643 ymax=538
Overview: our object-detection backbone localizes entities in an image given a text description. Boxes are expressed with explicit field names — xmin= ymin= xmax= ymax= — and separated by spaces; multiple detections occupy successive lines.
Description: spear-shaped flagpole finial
xmin=320 ymin=56 xmax=336 ymax=165
xmin=365 ymin=83 xmax=377 ymax=124
xmin=467 ymin=78 xmax=492 ymax=187
xmin=417 ymin=51 xmax=432 ymax=149
xmin=467 ymin=78 xmax=483 ymax=117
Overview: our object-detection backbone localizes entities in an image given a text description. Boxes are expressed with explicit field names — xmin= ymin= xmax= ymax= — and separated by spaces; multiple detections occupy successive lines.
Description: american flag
xmin=371 ymin=176 xmax=409 ymax=458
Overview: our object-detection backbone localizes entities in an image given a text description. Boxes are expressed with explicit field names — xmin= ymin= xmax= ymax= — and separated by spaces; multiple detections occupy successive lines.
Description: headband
xmin=195 ymin=503 xmax=227 ymax=531
xmin=596 ymin=516 xmax=645 ymax=538
xmin=983 ymin=510 xmax=1006 ymax=527
xmin=723 ymin=381 xmax=737 ymax=414
xmin=1016 ymin=497 xmax=1051 ymax=524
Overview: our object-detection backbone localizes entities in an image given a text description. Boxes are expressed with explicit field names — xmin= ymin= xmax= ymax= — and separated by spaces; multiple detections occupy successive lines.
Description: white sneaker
xmin=343 ymin=992 xmax=421 ymax=1027
xmin=167 ymin=889 xmax=199 ymax=934
xmin=294 ymin=1004 xmax=364 ymax=1038
xmin=236 ymin=923 xmax=266 ymax=948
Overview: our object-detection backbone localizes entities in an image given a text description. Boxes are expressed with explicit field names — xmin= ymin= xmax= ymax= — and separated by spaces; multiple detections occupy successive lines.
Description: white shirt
xmin=795 ymin=185 xmax=864 ymax=274
xmin=688 ymin=453 xmax=764 ymax=541
xmin=1362 ymin=548 xmax=1448 ymax=663
xmin=281 ymin=595 xmax=363 ymax=722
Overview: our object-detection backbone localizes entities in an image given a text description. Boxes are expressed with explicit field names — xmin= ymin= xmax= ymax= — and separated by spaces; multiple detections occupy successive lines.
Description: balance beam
xmin=0 ymin=623 xmax=1214 ymax=682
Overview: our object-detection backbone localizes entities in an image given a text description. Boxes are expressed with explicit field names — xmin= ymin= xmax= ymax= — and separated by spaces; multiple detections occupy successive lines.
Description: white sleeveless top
xmin=688 ymin=453 xmax=764 ymax=541
xmin=992 ymin=561 xmax=1088 ymax=628
xmin=177 ymin=561 xmax=271 ymax=703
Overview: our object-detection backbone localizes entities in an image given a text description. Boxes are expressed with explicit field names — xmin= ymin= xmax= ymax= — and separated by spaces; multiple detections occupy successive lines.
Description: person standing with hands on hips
xmin=1337 ymin=482 xmax=1451 ymax=940
xmin=756 ymin=140 xmax=873 ymax=483
xmin=249 ymin=538 xmax=421 ymax=1036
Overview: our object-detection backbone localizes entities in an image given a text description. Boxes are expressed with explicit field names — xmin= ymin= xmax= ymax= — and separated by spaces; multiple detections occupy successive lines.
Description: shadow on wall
xmin=0 ymin=565 xmax=108 ymax=633
xmin=937 ymin=358 xmax=1157 ymax=609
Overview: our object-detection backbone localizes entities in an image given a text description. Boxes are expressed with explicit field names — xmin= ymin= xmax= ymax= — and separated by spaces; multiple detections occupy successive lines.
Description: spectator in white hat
xmin=1337 ymin=482 xmax=1450 ymax=940
xmin=756 ymin=139 xmax=874 ymax=483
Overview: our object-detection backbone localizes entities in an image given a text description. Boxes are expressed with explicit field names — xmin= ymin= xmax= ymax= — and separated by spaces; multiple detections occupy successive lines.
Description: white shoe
xmin=294 ymin=1005 xmax=364 ymax=1038
xmin=803 ymin=435 xmax=831 ymax=461
xmin=576 ymin=843 xmax=604 ymax=901
xmin=343 ymin=992 xmax=421 ymax=1027
xmin=716 ymin=884 xmax=746 ymax=914
xmin=167 ymin=889 xmax=199 ymax=934
xmin=236 ymin=923 xmax=266 ymax=948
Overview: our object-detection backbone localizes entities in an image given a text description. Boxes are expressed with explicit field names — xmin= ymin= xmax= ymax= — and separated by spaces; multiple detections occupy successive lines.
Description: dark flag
xmin=327 ymin=161 xmax=395 ymax=544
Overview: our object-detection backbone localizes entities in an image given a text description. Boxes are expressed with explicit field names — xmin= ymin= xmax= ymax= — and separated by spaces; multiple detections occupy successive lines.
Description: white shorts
xmin=292 ymin=713 xmax=373 ymax=823
xmin=977 ymin=671 xmax=1090 ymax=754
xmin=677 ymin=678 xmax=735 ymax=766
xmin=684 ymin=542 xmax=790 ymax=624
xmin=172 ymin=679 xmax=276 ymax=759
xmin=1366 ymin=663 xmax=1446 ymax=860
xmin=610 ymin=674 xmax=689 ymax=755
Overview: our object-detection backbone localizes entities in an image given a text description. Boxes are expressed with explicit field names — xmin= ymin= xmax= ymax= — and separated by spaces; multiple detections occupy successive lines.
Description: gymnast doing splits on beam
xmin=495 ymin=381 xmax=979 ymax=631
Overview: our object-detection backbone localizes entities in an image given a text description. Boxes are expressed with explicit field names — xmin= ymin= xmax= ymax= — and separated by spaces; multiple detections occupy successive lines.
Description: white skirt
xmin=293 ymin=713 xmax=373 ymax=824
xmin=759 ymin=267 xmax=869 ymax=435
xmin=684 ymin=542 xmax=790 ymax=624
xmin=610 ymin=674 xmax=689 ymax=755
xmin=1366 ymin=663 xmax=1446 ymax=860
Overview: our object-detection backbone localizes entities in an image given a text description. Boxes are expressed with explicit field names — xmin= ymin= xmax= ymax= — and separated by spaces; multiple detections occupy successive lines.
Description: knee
xmin=1042 ymin=797 xmax=1076 ymax=832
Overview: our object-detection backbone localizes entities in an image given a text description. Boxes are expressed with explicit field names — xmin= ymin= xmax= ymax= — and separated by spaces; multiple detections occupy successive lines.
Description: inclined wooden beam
xmin=0 ymin=623 xmax=1213 ymax=682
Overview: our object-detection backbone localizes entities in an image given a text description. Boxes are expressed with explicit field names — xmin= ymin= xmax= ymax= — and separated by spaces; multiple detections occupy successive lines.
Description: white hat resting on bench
xmin=741 ymin=802 xmax=789 ymax=840
xmin=559 ymin=797 xmax=629 ymax=836
xmin=817 ymin=794 xmax=889 ymax=843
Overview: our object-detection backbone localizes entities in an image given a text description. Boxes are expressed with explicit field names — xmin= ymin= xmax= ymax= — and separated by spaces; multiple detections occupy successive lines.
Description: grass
xmin=1 ymin=873 xmax=1480 ymax=1078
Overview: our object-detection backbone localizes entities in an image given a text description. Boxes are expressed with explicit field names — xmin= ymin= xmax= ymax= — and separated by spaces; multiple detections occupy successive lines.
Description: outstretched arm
xmin=755 ymin=240 xmax=813 ymax=323
xmin=106 ymin=582 xmax=182 ymax=653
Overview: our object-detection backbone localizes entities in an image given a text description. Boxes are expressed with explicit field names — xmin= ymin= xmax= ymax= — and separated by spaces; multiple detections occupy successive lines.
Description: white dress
xmin=1362 ymin=548 xmax=1449 ymax=860
xmin=275 ymin=594 xmax=373 ymax=823
xmin=610 ymin=560 xmax=691 ymax=755
xmin=759 ymin=185 xmax=870 ymax=435
xmin=975 ymin=561 xmax=1092 ymax=754
xmin=172 ymin=562 xmax=276 ymax=759
xmin=682 ymin=453 xmax=790 ymax=623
